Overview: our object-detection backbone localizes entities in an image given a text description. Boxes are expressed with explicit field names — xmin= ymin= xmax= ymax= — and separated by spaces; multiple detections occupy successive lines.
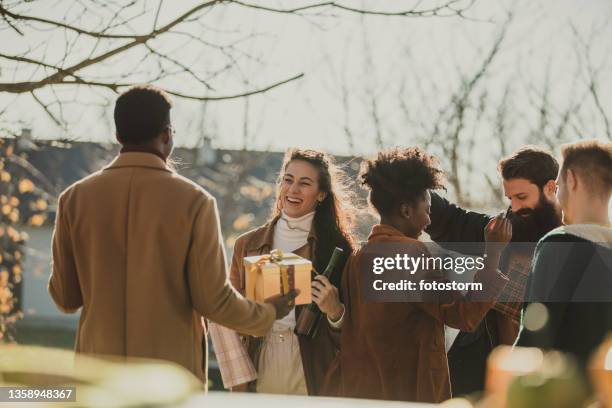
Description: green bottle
xmin=295 ymin=247 xmax=344 ymax=338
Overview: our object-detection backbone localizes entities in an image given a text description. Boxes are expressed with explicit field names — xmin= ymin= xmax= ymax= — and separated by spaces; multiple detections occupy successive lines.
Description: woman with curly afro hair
xmin=326 ymin=147 xmax=511 ymax=403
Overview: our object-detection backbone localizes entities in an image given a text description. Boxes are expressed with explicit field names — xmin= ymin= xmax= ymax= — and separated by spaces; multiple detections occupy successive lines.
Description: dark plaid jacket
xmin=426 ymin=193 xmax=537 ymax=322
xmin=425 ymin=193 xmax=550 ymax=395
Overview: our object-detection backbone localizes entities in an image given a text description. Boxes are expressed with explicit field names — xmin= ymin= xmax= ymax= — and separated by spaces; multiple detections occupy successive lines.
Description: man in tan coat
xmin=48 ymin=85 xmax=296 ymax=386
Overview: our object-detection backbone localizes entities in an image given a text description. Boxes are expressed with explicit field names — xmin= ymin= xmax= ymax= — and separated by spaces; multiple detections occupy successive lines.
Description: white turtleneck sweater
xmin=271 ymin=210 xmax=315 ymax=332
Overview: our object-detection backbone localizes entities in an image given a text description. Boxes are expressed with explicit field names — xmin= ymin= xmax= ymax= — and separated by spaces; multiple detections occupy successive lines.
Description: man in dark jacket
xmin=517 ymin=139 xmax=612 ymax=369
xmin=426 ymin=146 xmax=562 ymax=396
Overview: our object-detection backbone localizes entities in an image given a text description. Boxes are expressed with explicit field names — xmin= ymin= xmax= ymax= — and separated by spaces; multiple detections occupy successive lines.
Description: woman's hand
xmin=311 ymin=275 xmax=343 ymax=321
xmin=484 ymin=213 xmax=512 ymax=244
xmin=484 ymin=213 xmax=512 ymax=269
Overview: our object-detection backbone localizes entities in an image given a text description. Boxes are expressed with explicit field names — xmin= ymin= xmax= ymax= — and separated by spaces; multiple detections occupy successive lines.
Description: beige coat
xmin=48 ymin=152 xmax=275 ymax=386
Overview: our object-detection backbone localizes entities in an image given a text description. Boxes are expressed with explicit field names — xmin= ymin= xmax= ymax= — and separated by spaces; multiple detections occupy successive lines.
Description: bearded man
xmin=425 ymin=146 xmax=563 ymax=396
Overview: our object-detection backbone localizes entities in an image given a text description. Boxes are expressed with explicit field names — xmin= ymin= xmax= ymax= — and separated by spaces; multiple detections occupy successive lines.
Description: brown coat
xmin=333 ymin=224 xmax=509 ymax=403
xmin=229 ymin=217 xmax=341 ymax=395
xmin=48 ymin=152 xmax=275 ymax=386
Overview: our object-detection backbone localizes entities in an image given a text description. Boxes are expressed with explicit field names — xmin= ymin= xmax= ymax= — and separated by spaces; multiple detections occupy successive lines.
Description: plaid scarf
xmin=493 ymin=245 xmax=536 ymax=323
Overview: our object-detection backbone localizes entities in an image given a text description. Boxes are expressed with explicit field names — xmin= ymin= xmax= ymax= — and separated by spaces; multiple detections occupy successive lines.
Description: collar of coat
xmin=245 ymin=213 xmax=317 ymax=253
xmin=368 ymin=223 xmax=421 ymax=244
xmin=120 ymin=144 xmax=167 ymax=162
xmin=105 ymin=152 xmax=172 ymax=172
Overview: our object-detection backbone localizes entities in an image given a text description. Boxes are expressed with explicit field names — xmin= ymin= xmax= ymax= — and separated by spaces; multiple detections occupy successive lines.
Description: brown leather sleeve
xmin=229 ymin=235 xmax=247 ymax=295
xmin=415 ymin=267 xmax=509 ymax=332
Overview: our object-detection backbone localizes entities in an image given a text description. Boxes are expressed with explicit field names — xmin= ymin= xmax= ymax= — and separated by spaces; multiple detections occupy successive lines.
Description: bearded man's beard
xmin=508 ymin=192 xmax=563 ymax=242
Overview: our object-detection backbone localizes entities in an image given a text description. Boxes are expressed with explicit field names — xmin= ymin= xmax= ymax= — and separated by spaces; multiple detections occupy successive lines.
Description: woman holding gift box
xmin=212 ymin=148 xmax=355 ymax=395
xmin=328 ymin=147 xmax=512 ymax=403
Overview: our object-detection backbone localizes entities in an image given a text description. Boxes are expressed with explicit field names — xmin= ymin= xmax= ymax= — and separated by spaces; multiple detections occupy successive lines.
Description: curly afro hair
xmin=360 ymin=147 xmax=446 ymax=216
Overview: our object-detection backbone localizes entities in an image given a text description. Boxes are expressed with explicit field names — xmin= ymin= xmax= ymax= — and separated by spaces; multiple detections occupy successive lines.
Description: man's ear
xmin=566 ymin=169 xmax=578 ymax=191
xmin=318 ymin=192 xmax=327 ymax=203
xmin=161 ymin=129 xmax=170 ymax=145
xmin=543 ymin=179 xmax=557 ymax=200
xmin=399 ymin=202 xmax=413 ymax=220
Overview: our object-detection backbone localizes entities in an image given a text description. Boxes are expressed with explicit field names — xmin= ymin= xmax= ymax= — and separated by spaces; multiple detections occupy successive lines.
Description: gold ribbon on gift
xmin=245 ymin=249 xmax=302 ymax=301
xmin=255 ymin=248 xmax=289 ymax=266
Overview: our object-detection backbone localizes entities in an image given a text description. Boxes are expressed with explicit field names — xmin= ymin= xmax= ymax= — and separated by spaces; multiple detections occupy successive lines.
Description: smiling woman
xmin=210 ymin=148 xmax=356 ymax=396
xmin=278 ymin=160 xmax=326 ymax=219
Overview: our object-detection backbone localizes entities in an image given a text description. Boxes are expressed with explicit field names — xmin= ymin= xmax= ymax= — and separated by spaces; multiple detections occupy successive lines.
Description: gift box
xmin=244 ymin=249 xmax=312 ymax=305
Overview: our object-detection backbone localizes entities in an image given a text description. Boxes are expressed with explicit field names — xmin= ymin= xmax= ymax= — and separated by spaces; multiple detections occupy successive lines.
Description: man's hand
xmin=264 ymin=289 xmax=300 ymax=319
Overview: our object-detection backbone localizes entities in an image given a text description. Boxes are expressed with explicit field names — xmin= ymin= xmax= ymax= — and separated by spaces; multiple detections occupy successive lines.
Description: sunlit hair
xmin=560 ymin=139 xmax=612 ymax=197
xmin=272 ymin=148 xmax=355 ymax=273
xmin=498 ymin=146 xmax=559 ymax=189
xmin=360 ymin=147 xmax=446 ymax=216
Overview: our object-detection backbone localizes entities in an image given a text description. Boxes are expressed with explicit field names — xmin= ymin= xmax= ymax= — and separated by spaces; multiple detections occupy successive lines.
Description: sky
xmin=1 ymin=0 xmax=611 ymax=158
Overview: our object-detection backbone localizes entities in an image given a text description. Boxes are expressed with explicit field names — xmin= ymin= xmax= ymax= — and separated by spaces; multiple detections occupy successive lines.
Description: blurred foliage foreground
xmin=0 ymin=344 xmax=202 ymax=407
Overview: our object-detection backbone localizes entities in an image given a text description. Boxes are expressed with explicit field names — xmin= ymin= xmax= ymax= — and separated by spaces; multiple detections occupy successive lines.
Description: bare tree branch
xmin=3 ymin=70 xmax=302 ymax=103
xmin=229 ymin=0 xmax=474 ymax=18
xmin=569 ymin=21 xmax=612 ymax=139
xmin=0 ymin=0 xmax=479 ymax=113
xmin=0 ymin=8 xmax=24 ymax=36
xmin=144 ymin=44 xmax=215 ymax=91
xmin=163 ymin=73 xmax=304 ymax=101
xmin=588 ymin=78 xmax=611 ymax=139
xmin=153 ymin=0 xmax=164 ymax=31
xmin=0 ymin=1 xmax=230 ymax=93
xmin=441 ymin=14 xmax=510 ymax=204
xmin=0 ymin=1 xmax=185 ymax=39
xmin=30 ymin=91 xmax=63 ymax=127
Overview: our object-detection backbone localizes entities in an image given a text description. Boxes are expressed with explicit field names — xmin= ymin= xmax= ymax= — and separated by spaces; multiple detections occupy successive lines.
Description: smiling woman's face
xmin=279 ymin=159 xmax=325 ymax=218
